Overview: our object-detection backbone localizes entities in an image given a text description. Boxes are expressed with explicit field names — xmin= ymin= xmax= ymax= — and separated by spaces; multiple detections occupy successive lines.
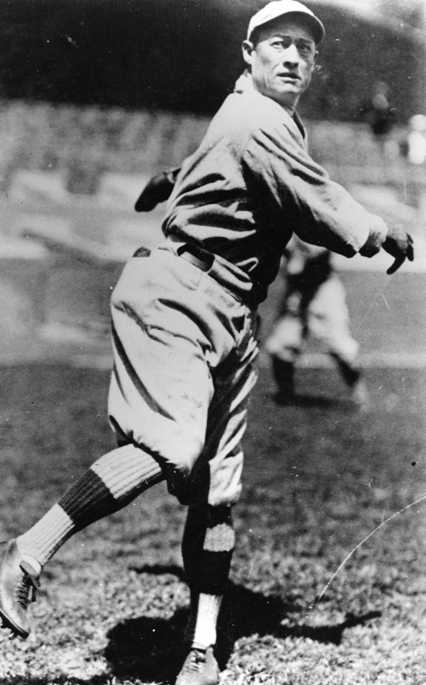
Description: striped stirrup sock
xmin=188 ymin=507 xmax=235 ymax=650
xmin=17 ymin=444 xmax=163 ymax=567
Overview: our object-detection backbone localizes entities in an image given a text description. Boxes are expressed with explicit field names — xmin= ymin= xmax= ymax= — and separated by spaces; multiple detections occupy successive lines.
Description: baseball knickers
xmin=108 ymin=245 xmax=259 ymax=507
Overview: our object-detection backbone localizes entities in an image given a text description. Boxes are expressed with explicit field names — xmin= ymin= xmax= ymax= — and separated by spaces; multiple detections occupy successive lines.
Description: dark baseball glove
xmin=134 ymin=168 xmax=179 ymax=212
xmin=382 ymin=226 xmax=414 ymax=274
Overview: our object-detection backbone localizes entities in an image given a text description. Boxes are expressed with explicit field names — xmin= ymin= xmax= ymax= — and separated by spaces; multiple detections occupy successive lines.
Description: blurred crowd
xmin=0 ymin=96 xmax=424 ymax=200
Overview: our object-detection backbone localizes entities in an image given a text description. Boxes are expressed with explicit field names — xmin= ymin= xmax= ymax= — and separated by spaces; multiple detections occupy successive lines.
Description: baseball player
xmin=136 ymin=180 xmax=368 ymax=409
xmin=265 ymin=236 xmax=369 ymax=406
xmin=0 ymin=3 xmax=413 ymax=685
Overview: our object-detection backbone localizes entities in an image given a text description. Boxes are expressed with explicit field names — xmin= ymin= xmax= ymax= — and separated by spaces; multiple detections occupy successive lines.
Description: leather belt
xmin=176 ymin=243 xmax=215 ymax=272
xmin=133 ymin=244 xmax=213 ymax=272
xmin=133 ymin=243 xmax=260 ymax=309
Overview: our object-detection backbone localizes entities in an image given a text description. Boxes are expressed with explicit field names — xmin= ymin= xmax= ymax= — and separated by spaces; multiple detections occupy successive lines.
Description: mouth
xmin=277 ymin=73 xmax=300 ymax=82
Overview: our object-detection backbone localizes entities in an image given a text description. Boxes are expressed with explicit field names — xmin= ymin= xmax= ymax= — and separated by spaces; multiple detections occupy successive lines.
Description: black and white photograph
xmin=0 ymin=1 xmax=424 ymax=683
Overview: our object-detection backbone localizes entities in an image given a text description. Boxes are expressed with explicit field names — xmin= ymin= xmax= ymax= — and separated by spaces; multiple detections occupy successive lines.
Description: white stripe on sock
xmin=204 ymin=523 xmax=235 ymax=552
xmin=192 ymin=593 xmax=222 ymax=650
xmin=17 ymin=503 xmax=74 ymax=567
xmin=91 ymin=444 xmax=161 ymax=499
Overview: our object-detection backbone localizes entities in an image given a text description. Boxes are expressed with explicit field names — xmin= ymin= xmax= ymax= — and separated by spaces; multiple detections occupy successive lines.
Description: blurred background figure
xmin=402 ymin=114 xmax=426 ymax=166
xmin=399 ymin=114 xmax=426 ymax=215
xmin=359 ymin=80 xmax=397 ymax=160
xmin=265 ymin=237 xmax=369 ymax=409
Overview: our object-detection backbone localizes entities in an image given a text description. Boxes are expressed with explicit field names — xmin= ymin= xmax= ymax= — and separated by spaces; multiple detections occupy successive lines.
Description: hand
xmin=134 ymin=171 xmax=176 ymax=212
xmin=382 ymin=226 xmax=414 ymax=275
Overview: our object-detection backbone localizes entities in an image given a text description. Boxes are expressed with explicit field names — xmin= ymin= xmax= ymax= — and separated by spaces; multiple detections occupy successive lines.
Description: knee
xmin=168 ymin=459 xmax=210 ymax=506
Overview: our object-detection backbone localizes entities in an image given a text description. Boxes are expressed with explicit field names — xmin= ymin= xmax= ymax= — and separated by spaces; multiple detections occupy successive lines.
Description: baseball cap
xmin=246 ymin=0 xmax=325 ymax=45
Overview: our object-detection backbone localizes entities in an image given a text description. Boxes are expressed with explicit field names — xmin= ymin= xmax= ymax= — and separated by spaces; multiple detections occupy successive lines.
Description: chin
xmin=281 ymin=84 xmax=302 ymax=95
xmin=274 ymin=84 xmax=301 ymax=97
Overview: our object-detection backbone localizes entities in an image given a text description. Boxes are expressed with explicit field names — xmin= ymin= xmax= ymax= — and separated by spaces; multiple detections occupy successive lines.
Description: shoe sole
xmin=0 ymin=606 xmax=28 ymax=639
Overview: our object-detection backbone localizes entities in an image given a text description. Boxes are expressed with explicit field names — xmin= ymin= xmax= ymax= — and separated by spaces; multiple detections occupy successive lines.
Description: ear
xmin=242 ymin=40 xmax=255 ymax=68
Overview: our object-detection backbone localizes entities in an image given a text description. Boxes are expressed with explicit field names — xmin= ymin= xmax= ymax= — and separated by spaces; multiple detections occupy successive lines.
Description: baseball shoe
xmin=271 ymin=357 xmax=295 ymax=404
xmin=175 ymin=646 xmax=219 ymax=685
xmin=0 ymin=540 xmax=40 ymax=638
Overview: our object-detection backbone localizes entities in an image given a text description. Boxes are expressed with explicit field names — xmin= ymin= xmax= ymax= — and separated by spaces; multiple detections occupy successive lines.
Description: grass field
xmin=0 ymin=192 xmax=425 ymax=683
xmin=0 ymin=358 xmax=425 ymax=685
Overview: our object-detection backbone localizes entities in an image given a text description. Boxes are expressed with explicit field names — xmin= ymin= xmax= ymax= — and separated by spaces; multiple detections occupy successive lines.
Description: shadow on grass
xmin=273 ymin=392 xmax=345 ymax=409
xmin=104 ymin=564 xmax=381 ymax=683
xmin=279 ymin=610 xmax=381 ymax=644
xmin=3 ymin=677 xmax=111 ymax=685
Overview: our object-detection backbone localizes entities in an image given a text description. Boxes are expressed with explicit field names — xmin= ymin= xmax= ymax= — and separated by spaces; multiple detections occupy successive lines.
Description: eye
xmin=297 ymin=41 xmax=315 ymax=58
xmin=270 ymin=36 xmax=293 ymax=50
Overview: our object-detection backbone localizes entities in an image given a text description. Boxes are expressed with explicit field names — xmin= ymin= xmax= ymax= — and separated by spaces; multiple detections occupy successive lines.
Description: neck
xmin=283 ymin=103 xmax=296 ymax=115
xmin=269 ymin=93 xmax=298 ymax=115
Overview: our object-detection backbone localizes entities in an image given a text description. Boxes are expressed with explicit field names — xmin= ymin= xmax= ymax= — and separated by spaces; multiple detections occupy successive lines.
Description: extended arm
xmin=243 ymin=124 xmax=413 ymax=274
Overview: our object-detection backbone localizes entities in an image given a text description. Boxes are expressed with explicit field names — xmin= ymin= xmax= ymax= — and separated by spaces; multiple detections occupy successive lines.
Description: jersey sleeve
xmin=242 ymin=122 xmax=387 ymax=258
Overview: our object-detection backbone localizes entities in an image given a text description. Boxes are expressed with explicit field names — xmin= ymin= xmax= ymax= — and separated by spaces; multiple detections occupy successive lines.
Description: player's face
xmin=243 ymin=17 xmax=317 ymax=110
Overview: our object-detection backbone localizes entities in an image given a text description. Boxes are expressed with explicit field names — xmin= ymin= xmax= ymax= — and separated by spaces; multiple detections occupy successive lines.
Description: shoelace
xmin=183 ymin=649 xmax=208 ymax=672
xmin=15 ymin=567 xmax=39 ymax=609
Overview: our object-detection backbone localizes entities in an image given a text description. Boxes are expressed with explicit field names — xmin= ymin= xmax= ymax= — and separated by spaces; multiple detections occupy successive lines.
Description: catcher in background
xmin=265 ymin=236 xmax=369 ymax=407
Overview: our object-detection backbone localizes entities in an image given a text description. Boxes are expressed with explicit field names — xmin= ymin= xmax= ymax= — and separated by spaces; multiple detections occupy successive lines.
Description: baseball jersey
xmin=162 ymin=72 xmax=387 ymax=305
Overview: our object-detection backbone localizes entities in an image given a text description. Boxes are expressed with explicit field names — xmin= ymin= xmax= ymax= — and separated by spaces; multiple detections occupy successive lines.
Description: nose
xmin=282 ymin=42 xmax=299 ymax=67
